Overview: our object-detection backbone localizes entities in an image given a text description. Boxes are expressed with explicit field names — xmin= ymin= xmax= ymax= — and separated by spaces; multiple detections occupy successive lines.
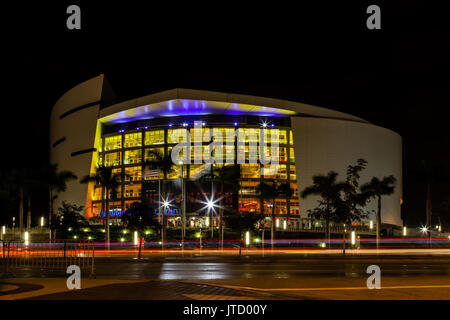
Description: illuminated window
xmin=241 ymin=164 xmax=260 ymax=178
xmin=211 ymin=145 xmax=235 ymax=163
xmin=290 ymin=182 xmax=298 ymax=198
xmin=262 ymin=129 xmax=287 ymax=144
xmin=143 ymin=167 xmax=163 ymax=180
xmin=190 ymin=128 xmax=211 ymax=143
xmin=212 ymin=128 xmax=235 ymax=142
xmin=289 ymin=148 xmax=295 ymax=162
xmin=261 ymin=164 xmax=276 ymax=179
xmin=275 ymin=199 xmax=288 ymax=214
xmin=144 ymin=147 xmax=165 ymax=162
xmin=239 ymin=181 xmax=259 ymax=195
xmin=276 ymin=164 xmax=287 ymax=179
xmin=145 ymin=130 xmax=164 ymax=145
xmin=239 ymin=199 xmax=259 ymax=213
xmin=124 ymin=132 xmax=142 ymax=148
xmin=125 ymin=166 xmax=142 ymax=182
xmin=167 ymin=129 xmax=187 ymax=143
xmin=191 ymin=145 xmax=210 ymax=162
xmin=262 ymin=146 xmax=286 ymax=162
xmin=289 ymin=131 xmax=293 ymax=145
xmin=104 ymin=152 xmax=121 ymax=166
xmin=237 ymin=144 xmax=259 ymax=163
xmin=124 ymin=149 xmax=142 ymax=165
xmin=289 ymin=165 xmax=296 ymax=180
xmin=104 ymin=135 xmax=122 ymax=151
xmin=167 ymin=164 xmax=187 ymax=179
xmin=237 ymin=128 xmax=259 ymax=144
xmin=93 ymin=188 xmax=102 ymax=201
xmin=124 ymin=184 xmax=141 ymax=198
xmin=290 ymin=199 xmax=300 ymax=215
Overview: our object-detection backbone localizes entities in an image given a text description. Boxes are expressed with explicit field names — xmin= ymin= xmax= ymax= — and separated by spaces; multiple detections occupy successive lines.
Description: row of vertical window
xmin=103 ymin=128 xmax=294 ymax=151
xmin=102 ymin=146 xmax=296 ymax=166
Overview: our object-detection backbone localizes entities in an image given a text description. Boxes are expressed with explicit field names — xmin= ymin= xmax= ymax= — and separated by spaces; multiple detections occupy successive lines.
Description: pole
xmin=210 ymin=180 xmax=213 ymax=239
xmin=180 ymin=164 xmax=185 ymax=252
xmin=262 ymin=228 xmax=265 ymax=257
xmin=343 ymin=223 xmax=346 ymax=255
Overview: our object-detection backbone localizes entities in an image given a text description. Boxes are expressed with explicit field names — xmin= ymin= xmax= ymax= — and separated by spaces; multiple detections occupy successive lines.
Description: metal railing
xmin=1 ymin=240 xmax=95 ymax=278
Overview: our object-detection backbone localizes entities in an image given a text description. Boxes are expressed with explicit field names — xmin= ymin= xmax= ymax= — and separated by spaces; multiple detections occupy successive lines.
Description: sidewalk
xmin=0 ymin=278 xmax=266 ymax=300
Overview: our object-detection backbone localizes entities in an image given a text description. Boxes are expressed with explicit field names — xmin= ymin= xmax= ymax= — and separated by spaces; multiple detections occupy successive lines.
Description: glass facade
xmin=93 ymin=123 xmax=299 ymax=220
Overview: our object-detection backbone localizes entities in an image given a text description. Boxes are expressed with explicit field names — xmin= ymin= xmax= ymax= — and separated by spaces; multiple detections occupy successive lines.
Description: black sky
xmin=3 ymin=1 xmax=449 ymax=227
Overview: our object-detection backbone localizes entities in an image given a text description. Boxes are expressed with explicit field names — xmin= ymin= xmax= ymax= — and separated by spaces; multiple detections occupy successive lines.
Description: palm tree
xmin=197 ymin=164 xmax=240 ymax=243
xmin=45 ymin=163 xmax=77 ymax=241
xmin=223 ymin=211 xmax=264 ymax=257
xmin=143 ymin=149 xmax=175 ymax=248
xmin=210 ymin=165 xmax=240 ymax=249
xmin=9 ymin=167 xmax=39 ymax=240
xmin=81 ymin=165 xmax=123 ymax=250
xmin=301 ymin=171 xmax=347 ymax=247
xmin=121 ymin=200 xmax=159 ymax=259
xmin=411 ymin=160 xmax=448 ymax=239
xmin=361 ymin=175 xmax=396 ymax=248
xmin=257 ymin=180 xmax=293 ymax=249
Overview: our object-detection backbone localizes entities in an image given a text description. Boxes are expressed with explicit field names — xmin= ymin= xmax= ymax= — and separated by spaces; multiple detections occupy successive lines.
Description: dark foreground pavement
xmin=2 ymin=255 xmax=450 ymax=299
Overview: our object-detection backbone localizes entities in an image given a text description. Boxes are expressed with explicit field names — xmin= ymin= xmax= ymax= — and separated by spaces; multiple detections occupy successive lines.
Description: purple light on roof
xmin=168 ymin=123 xmax=173 ymax=127
xmin=271 ymin=123 xmax=275 ymax=127
xmin=145 ymin=126 xmax=148 ymax=129
xmin=234 ymin=122 xmax=238 ymax=126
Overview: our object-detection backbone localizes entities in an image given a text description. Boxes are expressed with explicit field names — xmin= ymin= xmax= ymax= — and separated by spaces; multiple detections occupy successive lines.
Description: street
xmin=2 ymin=254 xmax=450 ymax=299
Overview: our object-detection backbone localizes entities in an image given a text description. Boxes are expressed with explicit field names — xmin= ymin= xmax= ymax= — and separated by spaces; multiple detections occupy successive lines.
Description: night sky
xmin=3 ymin=1 xmax=449 ymax=227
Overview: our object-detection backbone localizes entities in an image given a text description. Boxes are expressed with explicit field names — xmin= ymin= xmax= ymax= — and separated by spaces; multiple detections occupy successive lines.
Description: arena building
xmin=50 ymin=75 xmax=403 ymax=229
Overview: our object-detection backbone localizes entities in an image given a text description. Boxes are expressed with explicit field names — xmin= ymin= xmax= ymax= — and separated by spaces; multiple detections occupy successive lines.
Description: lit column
xmin=403 ymin=226 xmax=407 ymax=237
xmin=40 ymin=217 xmax=44 ymax=227
xmin=283 ymin=220 xmax=287 ymax=230
xmin=134 ymin=231 xmax=138 ymax=246
xmin=351 ymin=231 xmax=356 ymax=246
xmin=245 ymin=231 xmax=250 ymax=246
xmin=369 ymin=220 xmax=373 ymax=230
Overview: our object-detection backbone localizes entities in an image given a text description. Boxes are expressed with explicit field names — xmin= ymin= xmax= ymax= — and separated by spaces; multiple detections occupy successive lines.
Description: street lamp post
xmin=179 ymin=161 xmax=185 ymax=252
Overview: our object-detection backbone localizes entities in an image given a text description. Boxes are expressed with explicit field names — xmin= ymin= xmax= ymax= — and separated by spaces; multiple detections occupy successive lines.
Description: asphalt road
xmin=4 ymin=255 xmax=450 ymax=299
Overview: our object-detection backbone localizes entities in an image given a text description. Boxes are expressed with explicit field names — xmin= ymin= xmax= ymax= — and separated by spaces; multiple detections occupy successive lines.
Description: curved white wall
xmin=50 ymin=76 xmax=104 ymax=211
xmin=291 ymin=117 xmax=402 ymax=226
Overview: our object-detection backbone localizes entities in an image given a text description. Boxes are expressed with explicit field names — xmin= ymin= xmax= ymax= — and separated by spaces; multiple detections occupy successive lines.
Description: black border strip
xmin=70 ymin=148 xmax=97 ymax=157
xmin=52 ymin=137 xmax=66 ymax=148
xmin=59 ymin=100 xmax=101 ymax=119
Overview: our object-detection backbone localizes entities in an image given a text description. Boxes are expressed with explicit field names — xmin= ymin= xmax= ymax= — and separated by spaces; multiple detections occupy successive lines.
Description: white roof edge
xmin=100 ymin=88 xmax=369 ymax=123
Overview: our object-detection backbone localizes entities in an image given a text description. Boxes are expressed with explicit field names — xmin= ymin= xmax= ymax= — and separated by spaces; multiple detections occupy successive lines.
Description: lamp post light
xmin=134 ymin=231 xmax=138 ymax=246
xmin=24 ymin=231 xmax=29 ymax=246
xmin=403 ymin=226 xmax=407 ymax=237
